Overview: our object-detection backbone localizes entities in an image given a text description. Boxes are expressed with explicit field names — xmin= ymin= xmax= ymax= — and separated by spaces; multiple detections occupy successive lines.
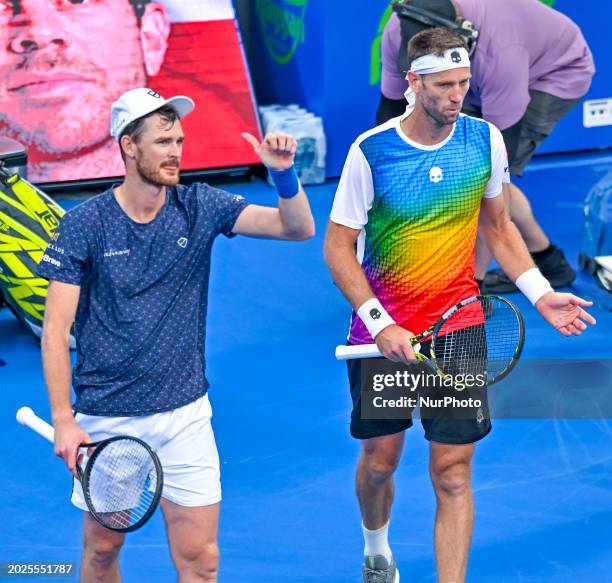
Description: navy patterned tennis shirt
xmin=37 ymin=183 xmax=249 ymax=416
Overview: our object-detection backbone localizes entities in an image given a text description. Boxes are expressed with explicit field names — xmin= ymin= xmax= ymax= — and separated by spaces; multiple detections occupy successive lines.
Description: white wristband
xmin=515 ymin=268 xmax=553 ymax=305
xmin=357 ymin=298 xmax=395 ymax=339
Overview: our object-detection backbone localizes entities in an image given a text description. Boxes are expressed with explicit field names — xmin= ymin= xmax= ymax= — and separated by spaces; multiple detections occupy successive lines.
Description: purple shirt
xmin=381 ymin=0 xmax=595 ymax=130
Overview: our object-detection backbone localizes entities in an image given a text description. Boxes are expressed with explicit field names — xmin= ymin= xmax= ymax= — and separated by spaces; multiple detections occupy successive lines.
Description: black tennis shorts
xmin=462 ymin=90 xmax=581 ymax=177
xmin=347 ymin=329 xmax=492 ymax=444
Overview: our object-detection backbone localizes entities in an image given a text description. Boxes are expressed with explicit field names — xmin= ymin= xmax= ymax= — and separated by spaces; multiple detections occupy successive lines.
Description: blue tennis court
xmin=1 ymin=152 xmax=611 ymax=581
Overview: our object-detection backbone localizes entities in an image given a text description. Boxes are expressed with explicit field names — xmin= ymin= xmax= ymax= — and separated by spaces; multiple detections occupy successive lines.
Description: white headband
xmin=403 ymin=47 xmax=471 ymax=114
xmin=410 ymin=47 xmax=470 ymax=74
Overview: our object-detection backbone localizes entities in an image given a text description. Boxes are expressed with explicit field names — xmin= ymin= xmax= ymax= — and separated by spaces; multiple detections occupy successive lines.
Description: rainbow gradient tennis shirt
xmin=330 ymin=113 xmax=509 ymax=345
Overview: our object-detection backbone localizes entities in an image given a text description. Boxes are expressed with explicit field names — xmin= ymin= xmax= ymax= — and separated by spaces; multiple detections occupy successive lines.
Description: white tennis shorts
xmin=71 ymin=393 xmax=221 ymax=509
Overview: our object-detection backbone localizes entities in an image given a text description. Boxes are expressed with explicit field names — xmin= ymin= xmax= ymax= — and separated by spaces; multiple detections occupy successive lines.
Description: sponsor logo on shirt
xmin=46 ymin=243 xmax=64 ymax=255
xmin=103 ymin=249 xmax=131 ymax=258
xmin=41 ymin=254 xmax=61 ymax=267
xmin=177 ymin=237 xmax=188 ymax=248
xmin=429 ymin=166 xmax=443 ymax=183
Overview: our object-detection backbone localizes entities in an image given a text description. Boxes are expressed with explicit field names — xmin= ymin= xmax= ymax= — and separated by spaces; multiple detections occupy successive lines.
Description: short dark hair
xmin=129 ymin=0 xmax=150 ymax=22
xmin=407 ymin=27 xmax=467 ymax=69
xmin=119 ymin=105 xmax=179 ymax=160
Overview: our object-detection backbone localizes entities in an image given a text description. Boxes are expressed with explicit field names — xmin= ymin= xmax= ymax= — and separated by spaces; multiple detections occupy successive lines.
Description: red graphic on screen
xmin=152 ymin=20 xmax=261 ymax=173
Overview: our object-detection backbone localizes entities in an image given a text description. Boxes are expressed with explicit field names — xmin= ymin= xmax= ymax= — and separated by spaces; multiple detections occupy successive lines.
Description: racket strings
xmin=435 ymin=297 xmax=522 ymax=383
xmin=86 ymin=439 xmax=159 ymax=530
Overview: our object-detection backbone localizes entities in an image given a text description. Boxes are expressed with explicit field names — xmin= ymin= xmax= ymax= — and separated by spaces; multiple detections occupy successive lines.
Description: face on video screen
xmin=0 ymin=0 xmax=259 ymax=183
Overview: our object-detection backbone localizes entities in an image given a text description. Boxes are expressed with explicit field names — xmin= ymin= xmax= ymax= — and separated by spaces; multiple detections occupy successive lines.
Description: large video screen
xmin=0 ymin=0 xmax=260 ymax=184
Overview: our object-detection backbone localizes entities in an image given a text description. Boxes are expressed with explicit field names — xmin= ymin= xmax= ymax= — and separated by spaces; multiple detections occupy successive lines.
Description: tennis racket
xmin=336 ymin=295 xmax=524 ymax=386
xmin=16 ymin=406 xmax=163 ymax=533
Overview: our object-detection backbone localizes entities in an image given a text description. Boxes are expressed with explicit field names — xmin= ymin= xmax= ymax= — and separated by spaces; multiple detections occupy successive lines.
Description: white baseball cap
xmin=110 ymin=88 xmax=195 ymax=141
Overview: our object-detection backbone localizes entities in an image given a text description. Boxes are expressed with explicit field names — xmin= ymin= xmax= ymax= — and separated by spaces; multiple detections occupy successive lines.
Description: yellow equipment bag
xmin=0 ymin=163 xmax=73 ymax=345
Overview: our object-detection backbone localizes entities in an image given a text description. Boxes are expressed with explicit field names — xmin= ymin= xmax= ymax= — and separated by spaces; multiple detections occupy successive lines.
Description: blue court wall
xmin=538 ymin=0 xmax=612 ymax=155
xmin=246 ymin=0 xmax=612 ymax=177
xmin=246 ymin=0 xmax=389 ymax=177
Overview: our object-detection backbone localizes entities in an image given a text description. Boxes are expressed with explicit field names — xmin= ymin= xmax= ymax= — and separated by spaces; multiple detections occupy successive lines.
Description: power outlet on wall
xmin=583 ymin=98 xmax=612 ymax=128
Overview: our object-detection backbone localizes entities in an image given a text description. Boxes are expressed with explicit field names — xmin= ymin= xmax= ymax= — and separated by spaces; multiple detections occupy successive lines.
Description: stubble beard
xmin=135 ymin=156 xmax=180 ymax=187
xmin=422 ymin=100 xmax=458 ymax=128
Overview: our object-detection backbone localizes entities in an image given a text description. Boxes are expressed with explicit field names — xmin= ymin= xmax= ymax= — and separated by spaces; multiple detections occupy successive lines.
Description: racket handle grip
xmin=335 ymin=344 xmax=382 ymax=360
xmin=335 ymin=342 xmax=422 ymax=361
xmin=16 ymin=407 xmax=55 ymax=443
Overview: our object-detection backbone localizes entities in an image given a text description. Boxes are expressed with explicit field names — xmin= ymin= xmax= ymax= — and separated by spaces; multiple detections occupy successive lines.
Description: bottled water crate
xmin=259 ymin=104 xmax=326 ymax=185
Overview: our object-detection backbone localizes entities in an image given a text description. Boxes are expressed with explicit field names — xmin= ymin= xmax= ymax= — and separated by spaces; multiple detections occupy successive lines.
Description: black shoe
xmin=481 ymin=269 xmax=518 ymax=294
xmin=482 ymin=247 xmax=576 ymax=294
xmin=535 ymin=247 xmax=576 ymax=288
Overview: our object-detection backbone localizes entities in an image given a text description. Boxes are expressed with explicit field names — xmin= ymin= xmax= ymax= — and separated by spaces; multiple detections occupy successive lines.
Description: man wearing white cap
xmin=325 ymin=28 xmax=594 ymax=582
xmin=37 ymin=88 xmax=314 ymax=582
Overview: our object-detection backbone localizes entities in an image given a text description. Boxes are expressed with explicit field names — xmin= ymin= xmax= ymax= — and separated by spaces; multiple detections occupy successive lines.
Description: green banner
xmin=370 ymin=4 xmax=394 ymax=85
xmin=256 ymin=0 xmax=308 ymax=65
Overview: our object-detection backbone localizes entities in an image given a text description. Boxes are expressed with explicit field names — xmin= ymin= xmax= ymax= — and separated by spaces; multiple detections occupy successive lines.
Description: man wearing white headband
xmin=325 ymin=28 xmax=595 ymax=583
xmin=378 ymin=0 xmax=595 ymax=295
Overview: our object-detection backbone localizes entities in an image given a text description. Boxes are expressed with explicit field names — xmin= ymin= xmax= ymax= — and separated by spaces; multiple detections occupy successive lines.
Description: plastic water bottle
xmin=259 ymin=105 xmax=326 ymax=185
